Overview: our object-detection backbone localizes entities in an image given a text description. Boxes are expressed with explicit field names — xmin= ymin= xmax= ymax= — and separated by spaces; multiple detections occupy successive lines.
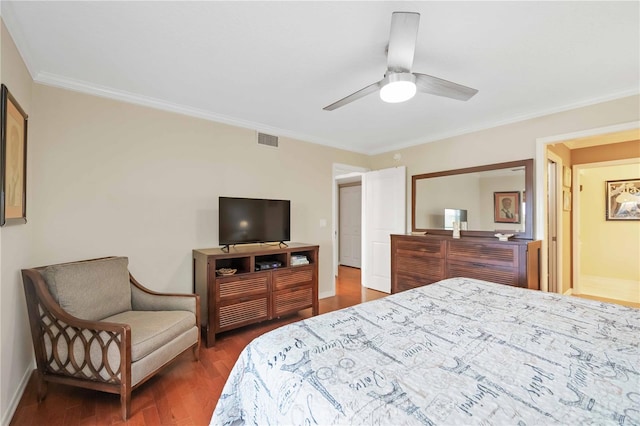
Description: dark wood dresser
xmin=391 ymin=234 xmax=541 ymax=293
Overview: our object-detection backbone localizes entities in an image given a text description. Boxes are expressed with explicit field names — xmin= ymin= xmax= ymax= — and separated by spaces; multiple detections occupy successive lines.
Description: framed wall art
xmin=1 ymin=84 xmax=28 ymax=226
xmin=563 ymin=166 xmax=572 ymax=187
xmin=563 ymin=190 xmax=571 ymax=211
xmin=606 ymin=178 xmax=640 ymax=220
xmin=494 ymin=191 xmax=521 ymax=224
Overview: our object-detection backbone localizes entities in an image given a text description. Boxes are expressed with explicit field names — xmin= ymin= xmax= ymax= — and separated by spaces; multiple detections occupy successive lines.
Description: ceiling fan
xmin=323 ymin=12 xmax=478 ymax=111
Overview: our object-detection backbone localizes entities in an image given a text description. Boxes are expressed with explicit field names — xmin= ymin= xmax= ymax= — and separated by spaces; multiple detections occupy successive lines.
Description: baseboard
xmin=563 ymin=288 xmax=573 ymax=296
xmin=319 ymin=290 xmax=335 ymax=299
xmin=2 ymin=363 xmax=34 ymax=426
xmin=578 ymin=275 xmax=640 ymax=303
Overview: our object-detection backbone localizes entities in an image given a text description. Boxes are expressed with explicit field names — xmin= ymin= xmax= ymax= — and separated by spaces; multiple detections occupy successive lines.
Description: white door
xmin=362 ymin=167 xmax=406 ymax=293
xmin=339 ymin=185 xmax=362 ymax=268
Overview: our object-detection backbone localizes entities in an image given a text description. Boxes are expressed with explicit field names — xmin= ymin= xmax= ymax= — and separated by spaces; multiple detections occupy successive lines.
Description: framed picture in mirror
xmin=494 ymin=191 xmax=520 ymax=223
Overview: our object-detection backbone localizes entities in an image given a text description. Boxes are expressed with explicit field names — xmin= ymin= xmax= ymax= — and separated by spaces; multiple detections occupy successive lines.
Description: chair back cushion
xmin=41 ymin=257 xmax=132 ymax=321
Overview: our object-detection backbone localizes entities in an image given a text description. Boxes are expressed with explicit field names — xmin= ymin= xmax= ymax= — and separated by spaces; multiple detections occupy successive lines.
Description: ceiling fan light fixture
xmin=379 ymin=72 xmax=416 ymax=103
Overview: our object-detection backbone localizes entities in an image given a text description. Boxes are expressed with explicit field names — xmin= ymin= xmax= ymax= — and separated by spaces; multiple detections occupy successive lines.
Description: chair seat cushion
xmin=103 ymin=310 xmax=196 ymax=362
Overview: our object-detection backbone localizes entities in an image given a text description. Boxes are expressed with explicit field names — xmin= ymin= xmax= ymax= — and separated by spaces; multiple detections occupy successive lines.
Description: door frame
xmin=546 ymin=150 xmax=564 ymax=294
xmin=331 ymin=163 xmax=368 ymax=297
xmin=535 ymin=120 xmax=639 ymax=292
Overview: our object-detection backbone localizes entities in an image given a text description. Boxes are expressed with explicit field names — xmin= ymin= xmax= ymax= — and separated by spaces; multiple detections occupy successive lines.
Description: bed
xmin=211 ymin=277 xmax=640 ymax=425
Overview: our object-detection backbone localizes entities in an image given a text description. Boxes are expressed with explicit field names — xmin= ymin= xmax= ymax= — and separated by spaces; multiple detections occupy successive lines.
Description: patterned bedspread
xmin=211 ymin=278 xmax=640 ymax=425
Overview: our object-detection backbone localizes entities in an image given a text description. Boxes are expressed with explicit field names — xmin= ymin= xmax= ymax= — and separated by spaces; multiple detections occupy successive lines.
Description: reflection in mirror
xmin=412 ymin=159 xmax=534 ymax=239
xmin=414 ymin=167 xmax=526 ymax=233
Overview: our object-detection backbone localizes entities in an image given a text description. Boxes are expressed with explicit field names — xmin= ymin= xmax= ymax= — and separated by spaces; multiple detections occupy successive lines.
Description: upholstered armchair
xmin=21 ymin=256 xmax=200 ymax=420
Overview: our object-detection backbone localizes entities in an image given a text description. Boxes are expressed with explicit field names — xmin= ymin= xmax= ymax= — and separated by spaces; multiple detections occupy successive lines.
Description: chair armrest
xmin=129 ymin=274 xmax=199 ymax=317
xmin=21 ymin=268 xmax=131 ymax=385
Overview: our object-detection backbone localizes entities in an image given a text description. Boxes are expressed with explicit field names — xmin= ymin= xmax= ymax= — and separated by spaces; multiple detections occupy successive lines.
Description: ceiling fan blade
xmin=387 ymin=12 xmax=420 ymax=73
xmin=414 ymin=73 xmax=478 ymax=101
xmin=323 ymin=81 xmax=381 ymax=111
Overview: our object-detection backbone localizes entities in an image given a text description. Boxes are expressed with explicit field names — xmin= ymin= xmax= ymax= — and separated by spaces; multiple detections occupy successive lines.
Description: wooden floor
xmin=10 ymin=266 xmax=385 ymax=426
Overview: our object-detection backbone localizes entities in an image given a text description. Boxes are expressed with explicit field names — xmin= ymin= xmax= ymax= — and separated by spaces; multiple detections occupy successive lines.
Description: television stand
xmin=193 ymin=242 xmax=319 ymax=347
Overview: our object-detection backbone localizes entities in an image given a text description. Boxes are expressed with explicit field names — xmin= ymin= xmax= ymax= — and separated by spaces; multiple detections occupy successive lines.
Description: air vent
xmin=257 ymin=132 xmax=278 ymax=148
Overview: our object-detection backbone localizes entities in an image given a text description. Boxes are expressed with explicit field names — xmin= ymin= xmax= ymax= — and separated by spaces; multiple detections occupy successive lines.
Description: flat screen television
xmin=218 ymin=197 xmax=291 ymax=247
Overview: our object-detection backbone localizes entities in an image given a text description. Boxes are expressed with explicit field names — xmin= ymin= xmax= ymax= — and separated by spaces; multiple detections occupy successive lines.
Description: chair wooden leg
xmin=121 ymin=389 xmax=131 ymax=420
xmin=35 ymin=371 xmax=47 ymax=402
xmin=192 ymin=343 xmax=200 ymax=361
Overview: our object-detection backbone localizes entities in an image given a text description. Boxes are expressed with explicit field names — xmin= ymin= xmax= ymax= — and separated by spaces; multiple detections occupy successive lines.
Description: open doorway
xmin=332 ymin=163 xmax=406 ymax=296
xmin=573 ymin=159 xmax=640 ymax=304
xmin=332 ymin=164 xmax=368 ymax=297
xmin=338 ymin=182 xmax=362 ymax=269
xmin=535 ymin=121 xmax=640 ymax=296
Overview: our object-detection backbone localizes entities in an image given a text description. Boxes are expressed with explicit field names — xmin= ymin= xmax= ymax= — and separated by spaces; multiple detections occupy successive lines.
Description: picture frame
xmin=1 ymin=84 xmax=28 ymax=226
xmin=494 ymin=191 xmax=521 ymax=223
xmin=563 ymin=166 xmax=572 ymax=187
xmin=563 ymin=190 xmax=571 ymax=211
xmin=606 ymin=178 xmax=640 ymax=221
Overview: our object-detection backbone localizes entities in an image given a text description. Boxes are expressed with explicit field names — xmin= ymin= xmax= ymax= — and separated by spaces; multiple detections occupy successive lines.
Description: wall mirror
xmin=412 ymin=159 xmax=534 ymax=240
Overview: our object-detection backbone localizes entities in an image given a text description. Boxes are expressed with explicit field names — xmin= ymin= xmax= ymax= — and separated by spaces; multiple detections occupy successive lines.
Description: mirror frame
xmin=411 ymin=159 xmax=534 ymax=240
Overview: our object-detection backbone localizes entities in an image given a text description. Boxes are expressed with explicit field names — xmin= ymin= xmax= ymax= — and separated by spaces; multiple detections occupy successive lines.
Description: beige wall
xmin=28 ymin=84 xmax=368 ymax=295
xmin=369 ymin=95 xmax=640 ymax=233
xmin=0 ymin=19 xmax=34 ymax=426
xmin=579 ymin=163 xmax=640 ymax=281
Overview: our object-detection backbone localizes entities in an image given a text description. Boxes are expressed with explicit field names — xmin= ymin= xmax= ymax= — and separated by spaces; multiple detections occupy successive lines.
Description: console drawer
xmin=273 ymin=286 xmax=313 ymax=317
xmin=216 ymin=271 xmax=270 ymax=301
xmin=272 ymin=265 xmax=314 ymax=290
xmin=217 ymin=296 xmax=269 ymax=331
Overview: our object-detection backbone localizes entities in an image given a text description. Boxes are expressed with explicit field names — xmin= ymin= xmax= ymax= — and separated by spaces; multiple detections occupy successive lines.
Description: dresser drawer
xmin=272 ymin=265 xmax=314 ymax=290
xmin=395 ymin=237 xmax=444 ymax=257
xmin=394 ymin=272 xmax=441 ymax=293
xmin=216 ymin=271 xmax=270 ymax=301
xmin=446 ymin=260 xmax=520 ymax=287
xmin=446 ymin=240 xmax=519 ymax=269
xmin=396 ymin=255 xmax=445 ymax=281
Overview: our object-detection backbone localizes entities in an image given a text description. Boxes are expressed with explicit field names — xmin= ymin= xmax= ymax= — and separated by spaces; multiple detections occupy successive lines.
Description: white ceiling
xmin=2 ymin=1 xmax=639 ymax=154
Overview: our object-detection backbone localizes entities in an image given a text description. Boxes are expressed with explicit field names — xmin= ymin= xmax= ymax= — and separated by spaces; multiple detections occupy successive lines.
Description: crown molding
xmin=31 ymin=72 xmax=640 ymax=158
xmin=34 ymin=71 xmax=371 ymax=154
xmin=369 ymin=88 xmax=640 ymax=155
